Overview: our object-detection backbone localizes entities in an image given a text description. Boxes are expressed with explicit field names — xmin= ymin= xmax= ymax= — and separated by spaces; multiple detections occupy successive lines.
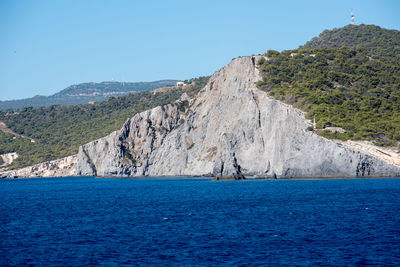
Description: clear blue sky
xmin=0 ymin=0 xmax=399 ymax=101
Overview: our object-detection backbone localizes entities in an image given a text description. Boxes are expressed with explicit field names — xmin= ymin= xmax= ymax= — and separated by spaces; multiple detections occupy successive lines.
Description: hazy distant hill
xmin=0 ymin=80 xmax=179 ymax=110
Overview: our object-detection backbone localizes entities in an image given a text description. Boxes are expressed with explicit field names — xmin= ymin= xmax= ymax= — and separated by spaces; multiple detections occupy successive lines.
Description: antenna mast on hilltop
xmin=351 ymin=9 xmax=355 ymax=25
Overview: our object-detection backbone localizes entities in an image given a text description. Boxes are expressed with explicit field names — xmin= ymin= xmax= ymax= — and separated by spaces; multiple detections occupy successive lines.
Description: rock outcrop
xmin=76 ymin=56 xmax=400 ymax=178
xmin=0 ymin=155 xmax=77 ymax=178
xmin=0 ymin=152 xmax=18 ymax=166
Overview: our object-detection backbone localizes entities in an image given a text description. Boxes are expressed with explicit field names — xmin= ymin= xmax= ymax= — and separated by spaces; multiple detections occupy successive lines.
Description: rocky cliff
xmin=1 ymin=155 xmax=76 ymax=178
xmin=76 ymin=56 xmax=400 ymax=178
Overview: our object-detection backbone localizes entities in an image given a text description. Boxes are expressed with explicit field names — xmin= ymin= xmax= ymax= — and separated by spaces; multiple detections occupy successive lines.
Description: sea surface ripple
xmin=1 ymin=177 xmax=400 ymax=266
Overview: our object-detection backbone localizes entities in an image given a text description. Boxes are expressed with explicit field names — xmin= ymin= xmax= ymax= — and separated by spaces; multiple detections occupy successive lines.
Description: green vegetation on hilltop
xmin=257 ymin=46 xmax=400 ymax=145
xmin=300 ymin=24 xmax=400 ymax=57
xmin=0 ymin=76 xmax=209 ymax=169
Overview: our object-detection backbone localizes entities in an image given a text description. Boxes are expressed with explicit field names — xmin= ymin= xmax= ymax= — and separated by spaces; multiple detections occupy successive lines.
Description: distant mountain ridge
xmin=0 ymin=80 xmax=179 ymax=110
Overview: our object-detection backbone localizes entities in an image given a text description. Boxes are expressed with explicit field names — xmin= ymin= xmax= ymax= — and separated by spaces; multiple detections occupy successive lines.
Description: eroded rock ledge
xmin=1 ymin=155 xmax=76 ymax=178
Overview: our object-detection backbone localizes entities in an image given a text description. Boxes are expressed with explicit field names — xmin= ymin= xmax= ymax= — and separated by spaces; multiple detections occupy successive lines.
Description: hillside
xmin=258 ymin=24 xmax=400 ymax=146
xmin=73 ymin=56 xmax=399 ymax=179
xmin=0 ymin=77 xmax=208 ymax=170
xmin=0 ymin=80 xmax=179 ymax=110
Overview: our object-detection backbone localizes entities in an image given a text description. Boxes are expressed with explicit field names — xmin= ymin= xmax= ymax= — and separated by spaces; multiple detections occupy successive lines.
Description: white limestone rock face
xmin=76 ymin=103 xmax=184 ymax=176
xmin=76 ymin=56 xmax=400 ymax=178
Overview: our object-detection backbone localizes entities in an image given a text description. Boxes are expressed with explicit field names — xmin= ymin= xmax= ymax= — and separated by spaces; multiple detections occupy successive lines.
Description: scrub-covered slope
xmin=258 ymin=24 xmax=400 ymax=146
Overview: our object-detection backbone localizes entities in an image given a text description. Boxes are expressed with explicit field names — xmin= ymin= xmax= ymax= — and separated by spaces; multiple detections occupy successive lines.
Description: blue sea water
xmin=1 ymin=177 xmax=400 ymax=266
